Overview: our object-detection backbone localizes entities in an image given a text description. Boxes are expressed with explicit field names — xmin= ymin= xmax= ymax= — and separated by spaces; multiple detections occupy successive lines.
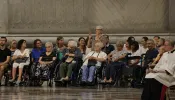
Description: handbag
xmin=87 ymin=52 xmax=100 ymax=67
xmin=15 ymin=57 xmax=29 ymax=63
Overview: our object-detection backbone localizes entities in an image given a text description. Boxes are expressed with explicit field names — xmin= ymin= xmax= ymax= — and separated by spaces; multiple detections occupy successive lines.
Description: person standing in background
xmin=87 ymin=26 xmax=104 ymax=50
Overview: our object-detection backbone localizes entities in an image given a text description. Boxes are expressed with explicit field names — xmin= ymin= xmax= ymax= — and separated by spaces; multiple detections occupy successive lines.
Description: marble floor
xmin=0 ymin=85 xmax=174 ymax=100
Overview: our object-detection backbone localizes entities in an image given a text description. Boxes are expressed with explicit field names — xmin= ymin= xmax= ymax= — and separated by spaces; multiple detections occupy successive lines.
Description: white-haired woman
xmin=81 ymin=42 xmax=107 ymax=83
xmin=59 ymin=40 xmax=82 ymax=81
xmin=102 ymin=41 xmax=127 ymax=83
xmin=36 ymin=42 xmax=56 ymax=78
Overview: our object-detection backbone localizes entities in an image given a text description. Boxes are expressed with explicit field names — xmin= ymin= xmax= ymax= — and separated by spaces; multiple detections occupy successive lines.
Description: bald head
xmin=164 ymin=40 xmax=175 ymax=52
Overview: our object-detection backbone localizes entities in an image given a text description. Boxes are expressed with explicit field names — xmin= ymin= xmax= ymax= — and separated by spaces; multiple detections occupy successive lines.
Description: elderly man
xmin=0 ymin=37 xmax=11 ymax=86
xmin=59 ymin=40 xmax=82 ymax=81
xmin=142 ymin=40 xmax=175 ymax=100
xmin=100 ymin=35 xmax=114 ymax=55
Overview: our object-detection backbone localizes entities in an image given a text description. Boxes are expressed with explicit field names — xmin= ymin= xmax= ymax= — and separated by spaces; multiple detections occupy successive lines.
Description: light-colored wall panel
xmin=7 ymin=0 xmax=168 ymax=34
xmin=0 ymin=0 xmax=8 ymax=33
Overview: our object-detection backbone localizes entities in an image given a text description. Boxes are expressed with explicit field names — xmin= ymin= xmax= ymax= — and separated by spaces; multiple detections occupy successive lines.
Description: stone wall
xmin=0 ymin=0 xmax=174 ymax=46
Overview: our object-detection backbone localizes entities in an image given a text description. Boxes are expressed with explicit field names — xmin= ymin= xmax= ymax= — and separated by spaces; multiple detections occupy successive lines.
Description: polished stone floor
xmin=0 ymin=85 xmax=174 ymax=100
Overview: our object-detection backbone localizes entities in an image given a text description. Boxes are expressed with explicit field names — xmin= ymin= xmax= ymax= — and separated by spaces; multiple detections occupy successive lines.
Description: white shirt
xmin=145 ymin=51 xmax=175 ymax=87
xmin=13 ymin=49 xmax=30 ymax=63
xmin=139 ymin=46 xmax=148 ymax=54
xmin=83 ymin=51 xmax=107 ymax=66
xmin=130 ymin=50 xmax=142 ymax=65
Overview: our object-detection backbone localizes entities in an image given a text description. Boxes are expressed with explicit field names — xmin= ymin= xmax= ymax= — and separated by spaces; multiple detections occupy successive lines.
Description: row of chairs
xmin=2 ymin=53 xmax=146 ymax=88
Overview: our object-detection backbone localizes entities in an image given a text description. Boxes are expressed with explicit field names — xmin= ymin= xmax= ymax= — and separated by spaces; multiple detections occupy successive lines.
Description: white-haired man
xmin=59 ymin=40 xmax=82 ymax=81
xmin=142 ymin=40 xmax=175 ymax=100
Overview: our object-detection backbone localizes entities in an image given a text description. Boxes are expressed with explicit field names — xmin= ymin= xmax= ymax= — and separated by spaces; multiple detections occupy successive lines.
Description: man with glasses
xmin=0 ymin=37 xmax=11 ymax=86
xmin=142 ymin=40 xmax=175 ymax=100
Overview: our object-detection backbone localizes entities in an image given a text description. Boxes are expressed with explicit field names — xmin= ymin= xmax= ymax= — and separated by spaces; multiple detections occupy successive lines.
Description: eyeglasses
xmin=46 ymin=46 xmax=51 ymax=48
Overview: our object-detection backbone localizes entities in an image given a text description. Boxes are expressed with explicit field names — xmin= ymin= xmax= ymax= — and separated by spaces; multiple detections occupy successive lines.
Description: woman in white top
xmin=9 ymin=39 xmax=30 ymax=85
xmin=139 ymin=37 xmax=148 ymax=54
xmin=81 ymin=42 xmax=107 ymax=83
xmin=128 ymin=41 xmax=141 ymax=67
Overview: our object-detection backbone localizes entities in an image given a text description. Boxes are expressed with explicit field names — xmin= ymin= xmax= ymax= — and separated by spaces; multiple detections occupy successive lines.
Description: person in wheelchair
xmin=36 ymin=42 xmax=56 ymax=79
xmin=59 ymin=40 xmax=82 ymax=81
xmin=0 ymin=37 xmax=11 ymax=86
xmin=81 ymin=42 xmax=107 ymax=84
xmin=102 ymin=41 xmax=127 ymax=83
xmin=9 ymin=39 xmax=30 ymax=85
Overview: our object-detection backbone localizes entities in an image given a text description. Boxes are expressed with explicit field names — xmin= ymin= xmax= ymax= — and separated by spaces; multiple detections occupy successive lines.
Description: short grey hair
xmin=68 ymin=40 xmax=77 ymax=47
xmin=95 ymin=42 xmax=104 ymax=48
xmin=116 ymin=41 xmax=124 ymax=47
xmin=45 ymin=42 xmax=53 ymax=48
xmin=165 ymin=40 xmax=175 ymax=47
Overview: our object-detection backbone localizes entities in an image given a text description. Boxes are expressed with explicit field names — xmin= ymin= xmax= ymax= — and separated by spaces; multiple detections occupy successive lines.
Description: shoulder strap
xmin=96 ymin=52 xmax=101 ymax=58
xmin=90 ymin=52 xmax=95 ymax=56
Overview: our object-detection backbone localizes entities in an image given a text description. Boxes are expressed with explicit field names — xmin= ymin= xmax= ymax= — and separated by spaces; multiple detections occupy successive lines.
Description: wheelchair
xmin=8 ymin=64 xmax=30 ymax=86
xmin=54 ymin=57 xmax=83 ymax=87
xmin=117 ymin=53 xmax=145 ymax=88
xmin=76 ymin=64 xmax=104 ymax=86
xmin=29 ymin=61 xmax=56 ymax=87
xmin=103 ymin=53 xmax=144 ymax=88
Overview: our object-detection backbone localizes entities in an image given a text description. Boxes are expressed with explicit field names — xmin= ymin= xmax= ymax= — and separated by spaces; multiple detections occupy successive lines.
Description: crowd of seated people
xmin=0 ymin=25 xmax=174 ymax=100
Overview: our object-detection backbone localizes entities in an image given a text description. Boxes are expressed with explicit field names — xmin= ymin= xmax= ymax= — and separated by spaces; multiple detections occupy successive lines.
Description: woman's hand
xmin=88 ymin=56 xmax=94 ymax=60
xmin=68 ymin=54 xmax=75 ymax=57
xmin=114 ymin=58 xmax=119 ymax=62
xmin=17 ymin=55 xmax=23 ymax=59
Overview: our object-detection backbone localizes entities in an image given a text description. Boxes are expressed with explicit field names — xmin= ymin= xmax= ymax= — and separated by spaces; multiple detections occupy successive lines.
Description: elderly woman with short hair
xmin=38 ymin=42 xmax=56 ymax=65
xmin=59 ymin=40 xmax=82 ymax=81
xmin=81 ymin=42 xmax=107 ymax=83
xmin=103 ymin=41 xmax=127 ymax=83
xmin=36 ymin=42 xmax=56 ymax=78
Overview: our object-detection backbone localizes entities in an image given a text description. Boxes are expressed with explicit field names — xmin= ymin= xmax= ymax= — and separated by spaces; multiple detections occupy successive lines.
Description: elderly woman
xmin=81 ymin=42 xmax=107 ymax=83
xmin=102 ymin=41 xmax=127 ymax=83
xmin=87 ymin=26 xmax=103 ymax=49
xmin=59 ymin=40 xmax=82 ymax=81
xmin=36 ymin=42 xmax=56 ymax=77
xmin=10 ymin=39 xmax=30 ymax=85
